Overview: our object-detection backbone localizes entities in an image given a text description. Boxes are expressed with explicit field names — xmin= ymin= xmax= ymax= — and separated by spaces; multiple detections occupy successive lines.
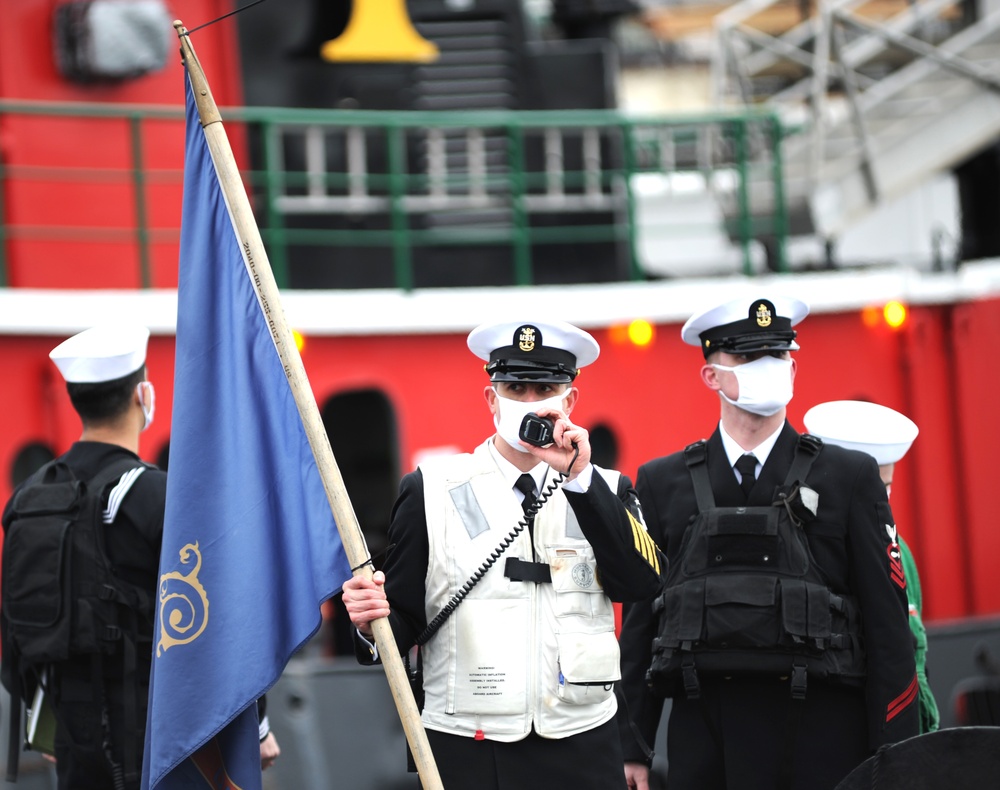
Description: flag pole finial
xmin=173 ymin=21 xmax=221 ymax=127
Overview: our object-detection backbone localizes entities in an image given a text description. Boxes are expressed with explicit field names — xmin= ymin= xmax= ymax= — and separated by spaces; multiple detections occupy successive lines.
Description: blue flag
xmin=142 ymin=71 xmax=353 ymax=789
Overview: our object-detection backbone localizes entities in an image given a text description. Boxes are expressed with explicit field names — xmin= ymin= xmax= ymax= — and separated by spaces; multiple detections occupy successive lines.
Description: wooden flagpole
xmin=174 ymin=22 xmax=443 ymax=790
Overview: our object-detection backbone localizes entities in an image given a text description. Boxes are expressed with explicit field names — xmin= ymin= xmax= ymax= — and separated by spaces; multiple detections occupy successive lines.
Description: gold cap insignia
xmin=756 ymin=303 xmax=773 ymax=328
xmin=518 ymin=326 xmax=537 ymax=352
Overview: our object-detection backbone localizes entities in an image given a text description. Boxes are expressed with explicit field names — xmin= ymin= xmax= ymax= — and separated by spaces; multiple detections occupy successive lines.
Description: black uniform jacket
xmin=617 ymin=422 xmax=918 ymax=760
xmin=359 ymin=459 xmax=665 ymax=661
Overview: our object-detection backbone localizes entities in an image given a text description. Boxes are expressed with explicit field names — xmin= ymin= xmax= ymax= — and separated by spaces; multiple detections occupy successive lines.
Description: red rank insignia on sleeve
xmin=885 ymin=523 xmax=906 ymax=590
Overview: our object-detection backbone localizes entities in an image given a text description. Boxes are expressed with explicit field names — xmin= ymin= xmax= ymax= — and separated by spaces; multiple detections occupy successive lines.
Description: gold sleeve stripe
xmin=627 ymin=510 xmax=660 ymax=574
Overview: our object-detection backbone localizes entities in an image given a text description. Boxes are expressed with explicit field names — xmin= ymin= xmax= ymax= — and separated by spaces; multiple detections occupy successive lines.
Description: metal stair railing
xmin=712 ymin=0 xmax=1000 ymax=234
xmin=716 ymin=0 xmax=963 ymax=103
xmin=802 ymin=9 xmax=1000 ymax=179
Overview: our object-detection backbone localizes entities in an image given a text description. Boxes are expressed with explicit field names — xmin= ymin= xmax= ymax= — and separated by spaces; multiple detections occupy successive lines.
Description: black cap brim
xmin=486 ymin=359 xmax=577 ymax=383
xmin=705 ymin=332 xmax=800 ymax=358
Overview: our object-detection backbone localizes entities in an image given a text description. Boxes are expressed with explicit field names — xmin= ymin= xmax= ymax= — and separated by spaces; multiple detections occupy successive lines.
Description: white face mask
xmin=136 ymin=381 xmax=156 ymax=432
xmin=493 ymin=389 xmax=569 ymax=453
xmin=712 ymin=355 xmax=793 ymax=417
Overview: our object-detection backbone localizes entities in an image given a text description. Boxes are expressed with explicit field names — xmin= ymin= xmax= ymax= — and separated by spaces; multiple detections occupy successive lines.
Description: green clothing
xmin=899 ymin=535 xmax=940 ymax=733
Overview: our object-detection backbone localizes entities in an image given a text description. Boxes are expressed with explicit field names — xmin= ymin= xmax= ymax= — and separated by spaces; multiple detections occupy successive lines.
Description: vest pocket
xmin=554 ymin=630 xmax=620 ymax=705
xmin=548 ymin=546 xmax=610 ymax=619
xmin=703 ymin=575 xmax=781 ymax=648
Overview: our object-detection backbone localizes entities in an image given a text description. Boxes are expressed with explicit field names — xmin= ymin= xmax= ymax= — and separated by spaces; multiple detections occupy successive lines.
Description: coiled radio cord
xmin=415 ymin=444 xmax=580 ymax=646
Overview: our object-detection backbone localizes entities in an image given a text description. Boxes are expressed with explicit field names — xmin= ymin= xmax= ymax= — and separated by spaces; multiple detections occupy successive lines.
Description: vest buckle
xmin=790 ymin=663 xmax=808 ymax=700
xmin=682 ymin=659 xmax=701 ymax=700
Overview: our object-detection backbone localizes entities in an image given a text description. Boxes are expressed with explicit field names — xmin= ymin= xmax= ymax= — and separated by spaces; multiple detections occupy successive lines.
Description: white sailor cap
xmin=681 ymin=295 xmax=809 ymax=358
xmin=467 ymin=319 xmax=600 ymax=383
xmin=49 ymin=324 xmax=150 ymax=384
xmin=803 ymin=400 xmax=919 ymax=465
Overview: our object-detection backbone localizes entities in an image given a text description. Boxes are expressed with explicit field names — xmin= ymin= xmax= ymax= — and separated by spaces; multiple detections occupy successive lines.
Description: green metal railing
xmin=0 ymin=100 xmax=790 ymax=290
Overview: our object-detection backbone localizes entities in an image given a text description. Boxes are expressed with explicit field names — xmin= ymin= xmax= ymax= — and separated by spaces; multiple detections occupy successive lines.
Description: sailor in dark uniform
xmin=342 ymin=318 xmax=665 ymax=790
xmin=1 ymin=325 xmax=280 ymax=787
xmin=803 ymin=399 xmax=940 ymax=735
xmin=617 ymin=297 xmax=918 ymax=790
xmin=2 ymin=324 xmax=165 ymax=790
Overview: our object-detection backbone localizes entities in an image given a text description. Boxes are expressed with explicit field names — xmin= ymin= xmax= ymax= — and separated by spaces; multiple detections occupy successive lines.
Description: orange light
xmin=609 ymin=324 xmax=630 ymax=345
xmin=883 ymin=301 xmax=908 ymax=329
xmin=861 ymin=305 xmax=881 ymax=328
xmin=627 ymin=319 xmax=654 ymax=347
xmin=293 ymin=329 xmax=306 ymax=353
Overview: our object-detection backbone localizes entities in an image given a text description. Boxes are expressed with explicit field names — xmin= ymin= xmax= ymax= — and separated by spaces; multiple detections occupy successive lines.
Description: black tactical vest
xmin=646 ymin=435 xmax=867 ymax=698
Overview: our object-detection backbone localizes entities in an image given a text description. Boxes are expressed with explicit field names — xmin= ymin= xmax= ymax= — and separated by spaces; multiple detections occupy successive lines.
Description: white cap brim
xmin=803 ymin=400 xmax=918 ymax=465
xmin=49 ymin=324 xmax=150 ymax=383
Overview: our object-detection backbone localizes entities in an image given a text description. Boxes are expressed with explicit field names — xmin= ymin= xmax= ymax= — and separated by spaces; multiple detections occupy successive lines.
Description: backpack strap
xmin=683 ymin=440 xmax=715 ymax=513
xmin=783 ymin=434 xmax=823 ymax=488
xmin=119 ymin=606 xmax=139 ymax=784
xmin=84 ymin=458 xmax=148 ymax=784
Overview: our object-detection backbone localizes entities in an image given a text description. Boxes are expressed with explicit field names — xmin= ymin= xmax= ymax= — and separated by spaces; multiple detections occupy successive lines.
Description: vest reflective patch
xmin=565 ymin=505 xmax=584 ymax=540
xmin=449 ymin=481 xmax=490 ymax=539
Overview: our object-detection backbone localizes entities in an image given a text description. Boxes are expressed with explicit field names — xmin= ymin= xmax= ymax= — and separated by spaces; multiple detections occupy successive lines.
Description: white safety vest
xmin=418 ymin=441 xmax=622 ymax=741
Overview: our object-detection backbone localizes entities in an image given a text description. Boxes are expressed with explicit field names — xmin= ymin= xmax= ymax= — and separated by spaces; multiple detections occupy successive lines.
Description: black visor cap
xmin=700 ymin=324 xmax=797 ymax=358
xmin=486 ymin=360 xmax=577 ymax=383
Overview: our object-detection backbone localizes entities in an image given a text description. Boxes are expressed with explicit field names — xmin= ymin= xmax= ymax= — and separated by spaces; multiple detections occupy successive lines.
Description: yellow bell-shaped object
xmin=321 ymin=0 xmax=439 ymax=63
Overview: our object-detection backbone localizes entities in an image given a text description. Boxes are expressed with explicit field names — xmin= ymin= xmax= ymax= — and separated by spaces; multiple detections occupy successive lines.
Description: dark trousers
xmin=425 ymin=717 xmax=627 ymax=790
xmin=666 ymin=676 xmax=869 ymax=790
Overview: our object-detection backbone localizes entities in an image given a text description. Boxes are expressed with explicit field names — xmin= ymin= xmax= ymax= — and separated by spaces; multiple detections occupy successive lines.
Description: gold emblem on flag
xmin=156 ymin=542 xmax=210 ymax=656
xmin=518 ymin=326 xmax=537 ymax=352
xmin=756 ymin=303 xmax=773 ymax=328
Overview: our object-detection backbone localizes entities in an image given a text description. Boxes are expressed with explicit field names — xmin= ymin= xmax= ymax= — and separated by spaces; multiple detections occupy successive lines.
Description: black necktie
xmin=515 ymin=473 xmax=537 ymax=518
xmin=735 ymin=454 xmax=758 ymax=500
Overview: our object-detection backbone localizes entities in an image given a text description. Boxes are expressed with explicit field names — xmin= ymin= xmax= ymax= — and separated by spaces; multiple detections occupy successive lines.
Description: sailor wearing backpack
xmin=1 ymin=323 xmax=165 ymax=790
